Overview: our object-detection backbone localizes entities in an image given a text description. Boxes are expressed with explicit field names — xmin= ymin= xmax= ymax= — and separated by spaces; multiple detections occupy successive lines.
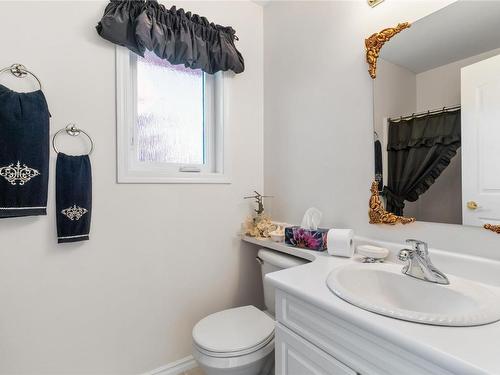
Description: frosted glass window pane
xmin=136 ymin=51 xmax=204 ymax=164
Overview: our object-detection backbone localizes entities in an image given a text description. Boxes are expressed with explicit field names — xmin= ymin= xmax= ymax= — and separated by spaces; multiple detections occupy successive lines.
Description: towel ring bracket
xmin=0 ymin=63 xmax=42 ymax=90
xmin=52 ymin=124 xmax=94 ymax=155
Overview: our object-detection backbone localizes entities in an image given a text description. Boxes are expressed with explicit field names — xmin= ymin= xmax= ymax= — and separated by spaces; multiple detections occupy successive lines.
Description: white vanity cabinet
xmin=274 ymin=290 xmax=456 ymax=375
xmin=276 ymin=323 xmax=356 ymax=375
xmin=245 ymin=236 xmax=500 ymax=375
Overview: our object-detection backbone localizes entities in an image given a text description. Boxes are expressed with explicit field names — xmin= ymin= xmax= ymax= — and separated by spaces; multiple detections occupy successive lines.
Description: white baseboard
xmin=143 ymin=355 xmax=198 ymax=375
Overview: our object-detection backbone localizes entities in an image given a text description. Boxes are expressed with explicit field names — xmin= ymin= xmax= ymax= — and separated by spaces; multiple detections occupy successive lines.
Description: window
xmin=116 ymin=47 xmax=228 ymax=183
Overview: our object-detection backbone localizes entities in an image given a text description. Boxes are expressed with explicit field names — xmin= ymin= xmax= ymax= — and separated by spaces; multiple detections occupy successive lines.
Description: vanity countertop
xmin=243 ymin=235 xmax=500 ymax=375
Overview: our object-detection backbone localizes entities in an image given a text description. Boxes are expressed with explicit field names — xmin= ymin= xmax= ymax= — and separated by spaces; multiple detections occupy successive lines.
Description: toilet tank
xmin=257 ymin=248 xmax=308 ymax=316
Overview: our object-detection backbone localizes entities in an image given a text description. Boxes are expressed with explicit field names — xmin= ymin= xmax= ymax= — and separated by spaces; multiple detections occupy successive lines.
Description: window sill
xmin=117 ymin=173 xmax=231 ymax=184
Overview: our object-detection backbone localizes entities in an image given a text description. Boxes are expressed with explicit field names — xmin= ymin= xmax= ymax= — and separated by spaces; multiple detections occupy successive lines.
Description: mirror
xmin=370 ymin=1 xmax=500 ymax=231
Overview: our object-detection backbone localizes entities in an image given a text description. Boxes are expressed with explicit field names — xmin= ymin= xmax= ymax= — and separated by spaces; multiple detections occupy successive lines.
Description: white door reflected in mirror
xmin=462 ymin=53 xmax=500 ymax=227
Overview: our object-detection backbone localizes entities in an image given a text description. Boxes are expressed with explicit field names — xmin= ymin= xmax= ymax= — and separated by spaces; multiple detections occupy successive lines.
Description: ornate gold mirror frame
xmin=366 ymin=23 xmax=415 ymax=225
xmin=365 ymin=22 xmax=500 ymax=233
xmin=365 ymin=22 xmax=411 ymax=79
xmin=484 ymin=224 xmax=500 ymax=234
xmin=369 ymin=181 xmax=415 ymax=225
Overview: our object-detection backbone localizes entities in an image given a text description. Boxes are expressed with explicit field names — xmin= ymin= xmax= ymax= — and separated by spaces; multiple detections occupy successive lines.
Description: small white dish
xmin=269 ymin=224 xmax=286 ymax=242
xmin=356 ymin=244 xmax=389 ymax=262
xmin=270 ymin=233 xmax=285 ymax=243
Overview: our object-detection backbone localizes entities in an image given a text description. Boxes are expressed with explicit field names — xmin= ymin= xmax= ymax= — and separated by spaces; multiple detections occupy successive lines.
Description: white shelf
xmin=241 ymin=235 xmax=326 ymax=262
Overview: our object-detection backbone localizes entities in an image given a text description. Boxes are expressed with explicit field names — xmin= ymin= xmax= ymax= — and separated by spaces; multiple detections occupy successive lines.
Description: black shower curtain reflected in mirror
xmin=383 ymin=110 xmax=461 ymax=216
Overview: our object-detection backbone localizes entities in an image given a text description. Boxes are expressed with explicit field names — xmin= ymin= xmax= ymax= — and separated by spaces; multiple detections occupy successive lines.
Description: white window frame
xmin=116 ymin=46 xmax=230 ymax=184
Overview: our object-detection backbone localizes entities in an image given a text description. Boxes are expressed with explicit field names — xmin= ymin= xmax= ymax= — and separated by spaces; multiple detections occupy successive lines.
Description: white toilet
xmin=192 ymin=248 xmax=307 ymax=375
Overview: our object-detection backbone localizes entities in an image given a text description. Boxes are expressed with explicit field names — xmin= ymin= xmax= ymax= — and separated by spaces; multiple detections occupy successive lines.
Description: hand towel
xmin=56 ymin=153 xmax=92 ymax=243
xmin=0 ymin=84 xmax=50 ymax=218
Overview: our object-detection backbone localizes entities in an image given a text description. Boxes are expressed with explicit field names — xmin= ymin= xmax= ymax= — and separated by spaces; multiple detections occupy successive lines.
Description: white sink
xmin=326 ymin=262 xmax=500 ymax=326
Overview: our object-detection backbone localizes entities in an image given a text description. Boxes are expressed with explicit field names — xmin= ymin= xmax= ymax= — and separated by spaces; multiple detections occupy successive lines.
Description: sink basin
xmin=326 ymin=262 xmax=500 ymax=326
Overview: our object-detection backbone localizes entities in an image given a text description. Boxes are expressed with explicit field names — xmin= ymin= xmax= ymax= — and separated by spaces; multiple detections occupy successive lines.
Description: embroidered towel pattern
xmin=56 ymin=153 xmax=92 ymax=243
xmin=0 ymin=161 xmax=40 ymax=185
xmin=61 ymin=205 xmax=88 ymax=221
xmin=0 ymin=84 xmax=50 ymax=218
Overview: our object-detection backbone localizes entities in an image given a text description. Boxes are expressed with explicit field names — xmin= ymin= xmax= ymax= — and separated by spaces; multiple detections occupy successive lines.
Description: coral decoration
xmin=243 ymin=214 xmax=277 ymax=239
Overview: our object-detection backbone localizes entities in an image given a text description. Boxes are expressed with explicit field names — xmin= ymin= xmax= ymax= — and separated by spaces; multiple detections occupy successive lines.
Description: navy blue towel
xmin=0 ymin=84 xmax=50 ymax=218
xmin=56 ymin=153 xmax=92 ymax=243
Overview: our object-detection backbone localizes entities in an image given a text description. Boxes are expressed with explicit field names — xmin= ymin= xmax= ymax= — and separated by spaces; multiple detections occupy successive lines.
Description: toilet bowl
xmin=192 ymin=306 xmax=275 ymax=375
xmin=192 ymin=249 xmax=308 ymax=375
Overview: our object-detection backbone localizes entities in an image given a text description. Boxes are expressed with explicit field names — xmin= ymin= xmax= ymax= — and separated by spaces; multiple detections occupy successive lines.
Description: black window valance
xmin=96 ymin=0 xmax=244 ymax=74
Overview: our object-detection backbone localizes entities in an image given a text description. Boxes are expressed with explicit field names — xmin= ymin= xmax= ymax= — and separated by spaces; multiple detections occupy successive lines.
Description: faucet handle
xmin=405 ymin=239 xmax=428 ymax=255
xmin=398 ymin=249 xmax=411 ymax=262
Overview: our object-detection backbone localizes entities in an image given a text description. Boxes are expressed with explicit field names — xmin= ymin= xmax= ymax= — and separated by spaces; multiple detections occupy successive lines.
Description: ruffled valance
xmin=387 ymin=134 xmax=461 ymax=151
xmin=96 ymin=0 xmax=244 ymax=74
xmin=387 ymin=110 xmax=461 ymax=150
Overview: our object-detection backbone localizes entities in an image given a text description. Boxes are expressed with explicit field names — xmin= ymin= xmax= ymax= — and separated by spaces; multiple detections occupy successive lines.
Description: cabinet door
xmin=276 ymin=323 xmax=356 ymax=375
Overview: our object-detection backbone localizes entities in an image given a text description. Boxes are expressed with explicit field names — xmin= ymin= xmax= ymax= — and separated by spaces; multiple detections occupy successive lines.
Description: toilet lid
xmin=193 ymin=306 xmax=275 ymax=354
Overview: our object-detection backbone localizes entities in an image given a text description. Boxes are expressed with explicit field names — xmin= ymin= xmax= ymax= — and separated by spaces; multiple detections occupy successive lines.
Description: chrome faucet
xmin=398 ymin=239 xmax=449 ymax=285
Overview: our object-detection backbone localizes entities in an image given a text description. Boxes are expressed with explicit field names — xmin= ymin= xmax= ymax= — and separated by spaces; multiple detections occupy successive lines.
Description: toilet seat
xmin=194 ymin=331 xmax=274 ymax=358
xmin=192 ymin=305 xmax=275 ymax=358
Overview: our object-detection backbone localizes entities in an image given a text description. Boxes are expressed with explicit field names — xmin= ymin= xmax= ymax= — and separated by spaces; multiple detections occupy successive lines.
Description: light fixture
xmin=368 ymin=0 xmax=385 ymax=7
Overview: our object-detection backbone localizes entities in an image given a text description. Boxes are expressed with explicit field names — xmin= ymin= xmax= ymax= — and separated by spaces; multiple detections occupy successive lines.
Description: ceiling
xmin=380 ymin=1 xmax=500 ymax=73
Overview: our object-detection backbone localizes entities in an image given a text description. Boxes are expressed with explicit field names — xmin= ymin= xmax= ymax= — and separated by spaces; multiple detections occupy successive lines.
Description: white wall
xmin=264 ymin=0 xmax=500 ymax=263
xmin=373 ymin=58 xmax=416 ymax=138
xmin=0 ymin=1 xmax=264 ymax=374
xmin=416 ymin=48 xmax=500 ymax=111
xmin=373 ymin=58 xmax=416 ymax=187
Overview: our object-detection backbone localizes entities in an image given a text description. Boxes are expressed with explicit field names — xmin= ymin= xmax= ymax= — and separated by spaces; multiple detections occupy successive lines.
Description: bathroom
xmin=0 ymin=0 xmax=499 ymax=374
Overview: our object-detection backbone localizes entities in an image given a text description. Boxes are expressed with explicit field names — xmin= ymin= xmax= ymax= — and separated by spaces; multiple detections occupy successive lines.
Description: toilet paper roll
xmin=327 ymin=228 xmax=354 ymax=257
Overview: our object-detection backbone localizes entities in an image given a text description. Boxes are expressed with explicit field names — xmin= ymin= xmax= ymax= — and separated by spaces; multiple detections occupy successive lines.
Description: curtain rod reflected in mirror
xmin=389 ymin=105 xmax=461 ymax=123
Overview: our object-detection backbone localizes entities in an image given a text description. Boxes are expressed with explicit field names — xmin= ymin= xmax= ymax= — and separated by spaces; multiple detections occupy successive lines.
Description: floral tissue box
xmin=284 ymin=226 xmax=328 ymax=251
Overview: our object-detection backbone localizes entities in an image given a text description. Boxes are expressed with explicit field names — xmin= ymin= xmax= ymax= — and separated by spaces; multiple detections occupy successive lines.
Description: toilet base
xmin=198 ymin=353 xmax=273 ymax=375
xmin=193 ymin=338 xmax=274 ymax=375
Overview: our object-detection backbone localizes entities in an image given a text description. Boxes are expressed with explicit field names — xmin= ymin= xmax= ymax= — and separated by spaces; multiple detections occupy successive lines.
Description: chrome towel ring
xmin=52 ymin=124 xmax=94 ymax=155
xmin=0 ymin=63 xmax=42 ymax=90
